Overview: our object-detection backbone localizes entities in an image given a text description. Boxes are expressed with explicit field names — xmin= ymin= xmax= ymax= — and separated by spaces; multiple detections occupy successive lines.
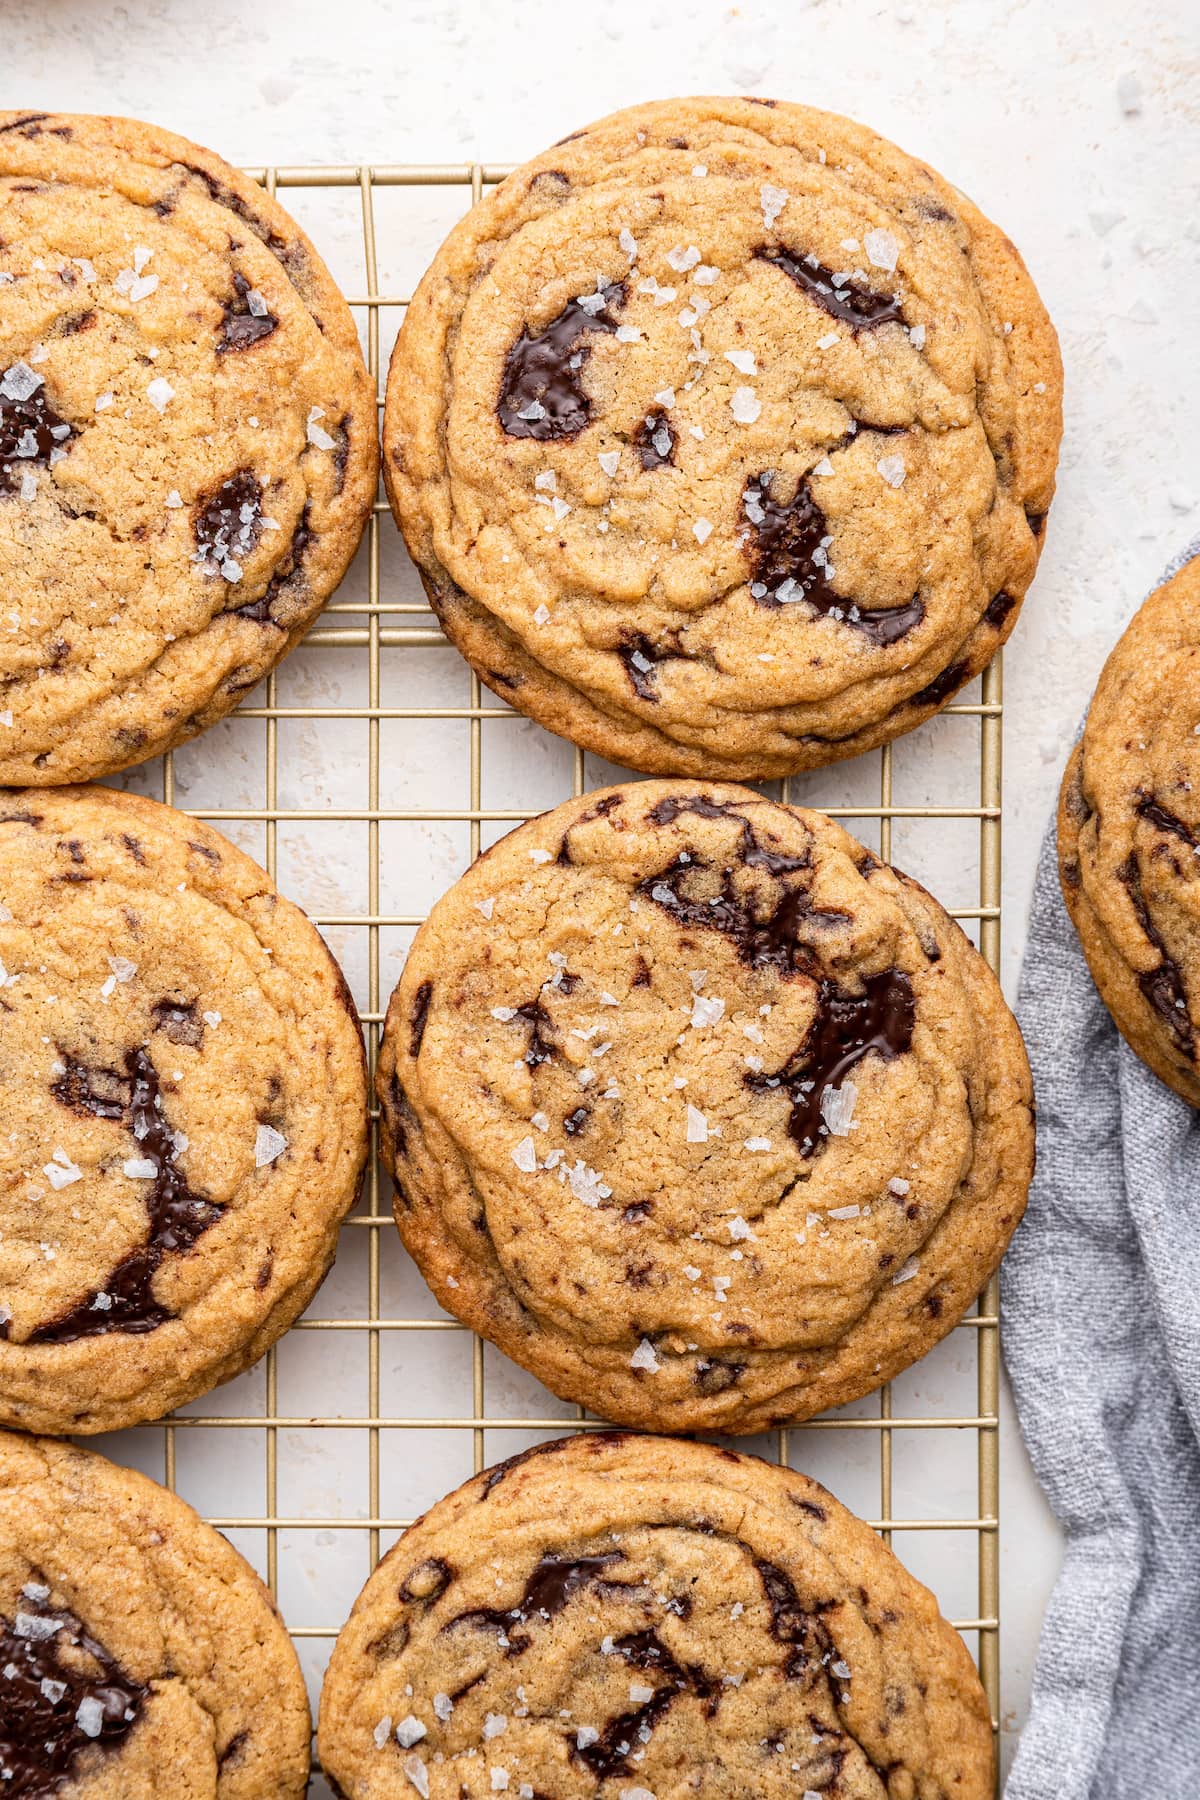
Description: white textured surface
xmin=6 ymin=0 xmax=1200 ymax=1779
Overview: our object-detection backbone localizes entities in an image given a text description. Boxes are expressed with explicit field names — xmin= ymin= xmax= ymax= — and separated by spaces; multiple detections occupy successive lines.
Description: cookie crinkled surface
xmin=0 ymin=109 xmax=377 ymax=785
xmin=318 ymin=1431 xmax=994 ymax=1800
xmin=1059 ymin=554 xmax=1200 ymax=1106
xmin=384 ymin=95 xmax=1062 ymax=778
xmin=0 ymin=1429 xmax=310 ymax=1797
xmin=0 ymin=782 xmax=368 ymax=1435
xmin=377 ymin=780 xmax=1033 ymax=1434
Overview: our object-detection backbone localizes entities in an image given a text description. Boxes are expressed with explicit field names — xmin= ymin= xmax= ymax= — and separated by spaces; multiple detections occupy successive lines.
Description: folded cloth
xmin=1004 ymin=539 xmax=1200 ymax=1799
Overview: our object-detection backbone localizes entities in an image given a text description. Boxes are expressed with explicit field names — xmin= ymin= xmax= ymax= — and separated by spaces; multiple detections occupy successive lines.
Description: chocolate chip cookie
xmin=0 ymin=1428 xmax=310 ymax=1796
xmin=0 ymin=783 xmax=368 ymax=1434
xmin=0 ymin=109 xmax=377 ymax=785
xmin=384 ymin=95 xmax=1061 ymax=779
xmin=377 ymin=782 xmax=1032 ymax=1433
xmin=318 ymin=1430 xmax=993 ymax=1799
xmin=1058 ymin=555 xmax=1200 ymax=1105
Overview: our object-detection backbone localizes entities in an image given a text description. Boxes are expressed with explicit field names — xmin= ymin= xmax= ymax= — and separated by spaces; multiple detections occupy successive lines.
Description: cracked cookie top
xmin=0 ymin=784 xmax=368 ymax=1434
xmin=376 ymin=782 xmax=1032 ymax=1433
xmin=0 ymin=1429 xmax=310 ymax=1797
xmin=0 ymin=110 xmax=377 ymax=785
xmin=318 ymin=1432 xmax=993 ymax=1800
xmin=384 ymin=96 xmax=1061 ymax=779
xmin=1059 ymin=555 xmax=1200 ymax=1105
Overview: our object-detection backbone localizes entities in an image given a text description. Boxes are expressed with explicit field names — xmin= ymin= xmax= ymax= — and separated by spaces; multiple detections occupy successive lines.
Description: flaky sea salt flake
xmin=255 ymin=1123 xmax=287 ymax=1167
xmin=511 ymin=1136 xmax=538 ymax=1174
xmin=403 ymin=1754 xmax=430 ymax=1798
xmin=306 ymin=405 xmax=336 ymax=449
xmin=630 ymin=1338 xmax=660 ymax=1372
xmin=75 ymin=1698 xmax=104 ymax=1738
xmin=760 ymin=184 xmax=789 ymax=228
xmin=863 ymin=228 xmax=900 ymax=272
xmin=820 ymin=1079 xmax=858 ymax=1137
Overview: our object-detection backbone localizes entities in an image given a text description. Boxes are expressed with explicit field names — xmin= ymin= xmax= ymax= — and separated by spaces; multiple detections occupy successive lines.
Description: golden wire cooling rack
xmin=106 ymin=161 xmax=1005 ymax=1795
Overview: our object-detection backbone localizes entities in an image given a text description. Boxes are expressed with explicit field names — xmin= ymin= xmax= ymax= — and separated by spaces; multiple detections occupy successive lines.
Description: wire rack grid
xmin=105 ymin=160 xmax=1004 ymax=1794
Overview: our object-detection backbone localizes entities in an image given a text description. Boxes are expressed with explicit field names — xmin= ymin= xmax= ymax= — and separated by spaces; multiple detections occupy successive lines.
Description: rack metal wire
xmin=117 ymin=162 xmax=1004 ymax=1793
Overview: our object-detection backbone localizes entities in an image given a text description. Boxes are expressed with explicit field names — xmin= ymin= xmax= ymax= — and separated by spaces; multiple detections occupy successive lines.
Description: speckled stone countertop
xmin=5 ymin=0 xmax=1199 ymax=1777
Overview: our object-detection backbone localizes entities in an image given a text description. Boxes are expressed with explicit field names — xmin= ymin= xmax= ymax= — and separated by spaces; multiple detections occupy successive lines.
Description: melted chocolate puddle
xmin=639 ymin=796 xmax=849 ymax=976
xmin=755 ymin=246 xmax=904 ymax=330
xmin=447 ymin=1553 xmax=623 ymax=1654
xmin=748 ymin=970 xmax=915 ymax=1155
xmin=742 ymin=473 xmax=924 ymax=646
xmin=0 ymin=372 xmax=74 ymax=494
xmin=499 ymin=284 xmax=624 ymax=440
xmin=575 ymin=1629 xmax=717 ymax=1780
xmin=0 ymin=1587 xmax=147 ymax=1798
xmin=32 ymin=1046 xmax=222 ymax=1342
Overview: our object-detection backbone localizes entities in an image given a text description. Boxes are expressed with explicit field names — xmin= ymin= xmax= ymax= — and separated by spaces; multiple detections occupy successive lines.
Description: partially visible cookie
xmin=318 ymin=1431 xmax=994 ymax=1800
xmin=1059 ymin=555 xmax=1200 ymax=1104
xmin=385 ymin=95 xmax=1061 ymax=779
xmin=0 ymin=784 xmax=368 ymax=1434
xmin=377 ymin=781 xmax=1033 ymax=1433
xmin=0 ymin=110 xmax=377 ymax=785
xmin=0 ymin=1429 xmax=310 ymax=1796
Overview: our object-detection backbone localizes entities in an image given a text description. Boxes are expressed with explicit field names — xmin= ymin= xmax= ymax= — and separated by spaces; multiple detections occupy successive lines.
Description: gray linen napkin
xmin=1004 ymin=540 xmax=1200 ymax=1799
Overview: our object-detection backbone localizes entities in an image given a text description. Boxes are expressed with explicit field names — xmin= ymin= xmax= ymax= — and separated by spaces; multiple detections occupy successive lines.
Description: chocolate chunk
xmin=152 ymin=998 xmax=205 ymax=1048
xmin=563 ymin=1105 xmax=590 ymax=1135
xmin=984 ymin=590 xmax=1017 ymax=629
xmin=0 ymin=1589 xmax=147 ymax=1796
xmin=31 ymin=1047 xmax=223 ymax=1341
xmin=756 ymin=1560 xmax=813 ymax=1641
xmin=1135 ymin=792 xmax=1200 ymax=850
xmin=512 ymin=999 xmax=557 ymax=1067
xmin=1118 ymin=854 xmax=1194 ymax=1056
xmin=756 ymin=245 xmax=905 ymax=330
xmin=911 ymin=659 xmax=968 ymax=707
xmin=52 ymin=1053 xmax=127 ymax=1121
xmin=742 ymin=474 xmax=924 ymax=645
xmin=634 ymin=408 xmax=676 ymax=470
xmin=398 ymin=1557 xmax=453 ymax=1604
xmin=793 ymin=1496 xmax=828 ymax=1522
xmin=617 ymin=634 xmax=676 ymax=703
xmin=234 ymin=505 xmax=311 ymax=625
xmin=409 ymin=980 xmax=433 ymax=1056
xmin=193 ymin=469 xmax=264 ymax=579
xmin=748 ymin=970 xmax=915 ymax=1156
xmin=557 ymin=792 xmax=625 ymax=861
xmin=0 ymin=368 xmax=74 ymax=494
xmin=693 ymin=1357 xmax=745 ymax=1395
xmin=219 ymin=271 xmax=279 ymax=351
xmin=499 ymin=284 xmax=624 ymax=440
